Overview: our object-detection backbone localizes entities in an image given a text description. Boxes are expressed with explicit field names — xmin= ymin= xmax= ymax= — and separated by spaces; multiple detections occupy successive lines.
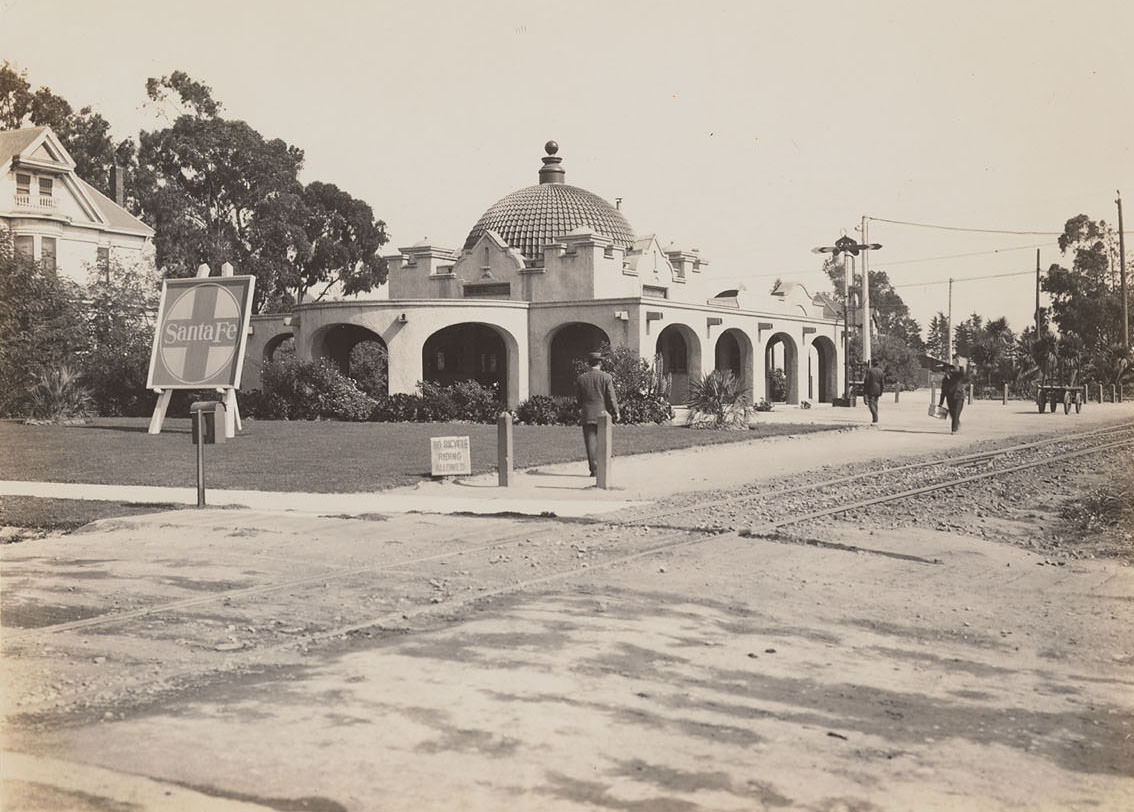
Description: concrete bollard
xmin=497 ymin=411 xmax=513 ymax=487
xmin=1098 ymin=383 xmax=1104 ymax=404
xmin=967 ymin=383 xmax=973 ymax=405
xmin=930 ymin=384 xmax=937 ymax=406
xmin=1113 ymin=385 xmax=1118 ymax=404
xmin=894 ymin=388 xmax=900 ymax=403
xmin=596 ymin=411 xmax=613 ymax=490
xmin=1003 ymin=383 xmax=1008 ymax=406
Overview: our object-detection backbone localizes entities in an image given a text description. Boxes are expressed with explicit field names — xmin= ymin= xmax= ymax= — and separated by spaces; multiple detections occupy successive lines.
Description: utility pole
xmin=1035 ymin=249 xmax=1041 ymax=337
xmin=861 ymin=215 xmax=872 ymax=363
xmin=947 ymin=277 xmax=954 ymax=361
xmin=1118 ymin=191 xmax=1129 ymax=351
xmin=844 ymin=255 xmax=853 ymax=397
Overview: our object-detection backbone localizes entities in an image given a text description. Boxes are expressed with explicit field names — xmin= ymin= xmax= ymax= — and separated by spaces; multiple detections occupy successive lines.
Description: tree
xmin=1043 ymin=214 xmax=1132 ymax=387
xmin=954 ymin=313 xmax=1016 ymax=390
xmin=294 ymin=181 xmax=388 ymax=304
xmin=0 ymin=233 xmax=89 ymax=416
xmin=0 ymin=61 xmax=136 ymax=201
xmin=80 ymin=257 xmax=163 ymax=416
xmin=824 ymin=260 xmax=925 ymax=386
xmin=135 ymin=71 xmax=388 ymax=312
xmin=926 ymin=313 xmax=949 ymax=359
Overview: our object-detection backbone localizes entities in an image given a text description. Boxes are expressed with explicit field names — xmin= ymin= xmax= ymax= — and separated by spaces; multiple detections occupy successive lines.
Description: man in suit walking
xmin=863 ymin=358 xmax=885 ymax=424
xmin=575 ymin=351 xmax=620 ymax=476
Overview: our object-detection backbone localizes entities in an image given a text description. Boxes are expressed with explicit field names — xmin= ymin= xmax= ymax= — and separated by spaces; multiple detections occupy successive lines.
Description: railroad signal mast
xmin=813 ymin=230 xmax=882 ymax=397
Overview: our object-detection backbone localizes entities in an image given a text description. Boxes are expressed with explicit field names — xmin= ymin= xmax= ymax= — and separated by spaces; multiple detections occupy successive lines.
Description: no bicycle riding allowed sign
xmin=147 ymin=276 xmax=256 ymax=389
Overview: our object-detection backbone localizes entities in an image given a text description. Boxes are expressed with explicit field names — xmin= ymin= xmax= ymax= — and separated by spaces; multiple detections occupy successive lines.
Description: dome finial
xmin=539 ymin=140 xmax=565 ymax=184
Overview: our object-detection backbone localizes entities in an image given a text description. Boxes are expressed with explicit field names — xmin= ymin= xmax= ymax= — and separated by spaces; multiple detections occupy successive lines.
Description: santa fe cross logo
xmin=147 ymin=276 xmax=256 ymax=389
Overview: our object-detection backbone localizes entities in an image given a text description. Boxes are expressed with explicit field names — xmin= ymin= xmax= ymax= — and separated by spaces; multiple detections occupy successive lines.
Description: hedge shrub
xmin=252 ymin=355 xmax=375 ymax=421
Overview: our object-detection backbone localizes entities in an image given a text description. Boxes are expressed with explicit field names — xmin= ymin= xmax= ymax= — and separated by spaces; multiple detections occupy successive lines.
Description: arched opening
xmin=810 ymin=335 xmax=838 ymax=404
xmin=314 ymin=324 xmax=388 ymax=396
xmin=548 ymin=322 xmax=610 ymax=396
xmin=715 ymin=331 xmax=741 ymax=377
xmin=423 ymin=323 xmax=508 ymax=402
xmin=713 ymin=327 xmax=753 ymax=395
xmin=264 ymin=334 xmax=295 ymax=363
xmin=656 ymin=324 xmax=700 ymax=404
xmin=764 ymin=332 xmax=799 ymax=405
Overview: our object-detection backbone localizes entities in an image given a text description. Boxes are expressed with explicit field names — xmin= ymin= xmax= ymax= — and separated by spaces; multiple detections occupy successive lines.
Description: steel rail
xmin=618 ymin=421 xmax=1134 ymax=527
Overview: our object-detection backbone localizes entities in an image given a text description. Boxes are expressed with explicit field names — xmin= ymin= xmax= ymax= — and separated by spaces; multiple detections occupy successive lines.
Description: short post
xmin=195 ymin=409 xmax=206 ymax=507
xmin=930 ymin=383 xmax=937 ymax=406
xmin=893 ymin=387 xmax=900 ymax=403
xmin=967 ymin=383 xmax=973 ymax=405
xmin=596 ymin=411 xmax=613 ymax=490
xmin=1113 ymin=385 xmax=1118 ymax=404
xmin=1002 ymin=383 xmax=1008 ymax=406
xmin=1098 ymin=383 xmax=1104 ymax=403
xmin=497 ymin=411 xmax=514 ymax=487
xmin=1119 ymin=385 xmax=1124 ymax=404
xmin=190 ymin=401 xmax=224 ymax=507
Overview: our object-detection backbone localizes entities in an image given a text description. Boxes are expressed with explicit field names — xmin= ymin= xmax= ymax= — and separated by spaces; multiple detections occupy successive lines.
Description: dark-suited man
xmin=575 ymin=352 xmax=620 ymax=476
xmin=863 ymin=358 xmax=885 ymax=424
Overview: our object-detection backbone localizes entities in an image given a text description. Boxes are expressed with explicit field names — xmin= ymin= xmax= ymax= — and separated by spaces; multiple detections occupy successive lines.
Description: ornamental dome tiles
xmin=463 ymin=141 xmax=635 ymax=259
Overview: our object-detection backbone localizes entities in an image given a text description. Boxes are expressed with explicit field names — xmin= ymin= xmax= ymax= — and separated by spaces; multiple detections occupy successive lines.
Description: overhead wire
xmin=890 ymin=269 xmax=1037 ymax=289
xmin=867 ymin=216 xmax=1062 ymax=236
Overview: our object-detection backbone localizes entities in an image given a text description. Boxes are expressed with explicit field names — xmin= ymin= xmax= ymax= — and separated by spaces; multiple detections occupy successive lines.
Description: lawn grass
xmin=0 ymin=417 xmax=841 ymax=492
xmin=0 ymin=416 xmax=843 ymax=532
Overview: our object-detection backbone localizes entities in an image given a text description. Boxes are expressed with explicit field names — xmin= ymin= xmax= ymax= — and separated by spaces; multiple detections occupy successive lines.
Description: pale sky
xmin=3 ymin=0 xmax=1131 ymax=335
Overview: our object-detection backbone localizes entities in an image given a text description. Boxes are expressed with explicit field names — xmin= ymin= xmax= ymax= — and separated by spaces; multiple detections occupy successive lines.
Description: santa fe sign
xmin=147 ymin=276 xmax=256 ymax=389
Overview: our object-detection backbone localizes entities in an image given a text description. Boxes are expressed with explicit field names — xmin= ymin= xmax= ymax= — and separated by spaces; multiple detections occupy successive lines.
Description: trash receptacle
xmin=190 ymin=401 xmax=226 ymax=444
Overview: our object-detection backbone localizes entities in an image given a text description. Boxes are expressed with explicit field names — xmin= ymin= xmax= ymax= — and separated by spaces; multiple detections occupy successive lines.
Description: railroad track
xmin=9 ymin=421 xmax=1132 ymax=652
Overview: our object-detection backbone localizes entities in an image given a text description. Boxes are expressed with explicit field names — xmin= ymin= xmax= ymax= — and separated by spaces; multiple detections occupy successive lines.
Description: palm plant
xmin=27 ymin=366 xmax=94 ymax=422
xmin=686 ymin=369 xmax=751 ymax=429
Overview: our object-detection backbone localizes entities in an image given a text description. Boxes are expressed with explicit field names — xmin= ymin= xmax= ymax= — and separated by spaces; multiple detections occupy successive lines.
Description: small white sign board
xmin=430 ymin=435 xmax=471 ymax=476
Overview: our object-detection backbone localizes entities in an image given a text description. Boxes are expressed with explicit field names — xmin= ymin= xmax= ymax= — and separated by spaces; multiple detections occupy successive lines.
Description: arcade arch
xmin=423 ymin=323 xmax=510 ymax=402
xmin=309 ymin=324 xmax=388 ymax=395
xmin=808 ymin=335 xmax=838 ymax=404
xmin=713 ymin=328 xmax=752 ymax=392
xmin=764 ymin=332 xmax=799 ymax=404
xmin=548 ymin=322 xmax=610 ymax=396
xmin=656 ymin=323 xmax=701 ymax=405
xmin=264 ymin=333 xmax=295 ymax=363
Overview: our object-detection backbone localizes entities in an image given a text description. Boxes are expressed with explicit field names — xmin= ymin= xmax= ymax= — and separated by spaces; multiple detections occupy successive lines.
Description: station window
xmin=14 ymin=235 xmax=33 ymax=258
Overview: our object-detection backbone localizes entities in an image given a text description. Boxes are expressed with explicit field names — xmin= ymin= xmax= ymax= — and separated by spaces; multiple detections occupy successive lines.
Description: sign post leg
xmin=220 ymin=387 xmax=240 ymax=437
xmin=148 ymin=389 xmax=172 ymax=435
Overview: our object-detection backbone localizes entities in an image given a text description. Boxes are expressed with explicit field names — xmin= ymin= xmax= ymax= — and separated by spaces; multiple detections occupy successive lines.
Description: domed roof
xmin=463 ymin=141 xmax=635 ymax=259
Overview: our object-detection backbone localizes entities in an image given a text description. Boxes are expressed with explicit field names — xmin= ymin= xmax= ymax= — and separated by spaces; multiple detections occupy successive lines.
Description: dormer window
xmin=14 ymin=173 xmax=54 ymax=209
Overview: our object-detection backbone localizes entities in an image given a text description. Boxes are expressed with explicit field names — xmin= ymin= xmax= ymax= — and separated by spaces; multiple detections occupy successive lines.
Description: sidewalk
xmin=2 ymin=395 xmax=1132 ymax=519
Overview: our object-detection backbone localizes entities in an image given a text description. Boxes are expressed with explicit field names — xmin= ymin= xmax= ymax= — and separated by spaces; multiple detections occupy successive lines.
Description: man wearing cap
xmin=575 ymin=351 xmax=620 ymax=477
